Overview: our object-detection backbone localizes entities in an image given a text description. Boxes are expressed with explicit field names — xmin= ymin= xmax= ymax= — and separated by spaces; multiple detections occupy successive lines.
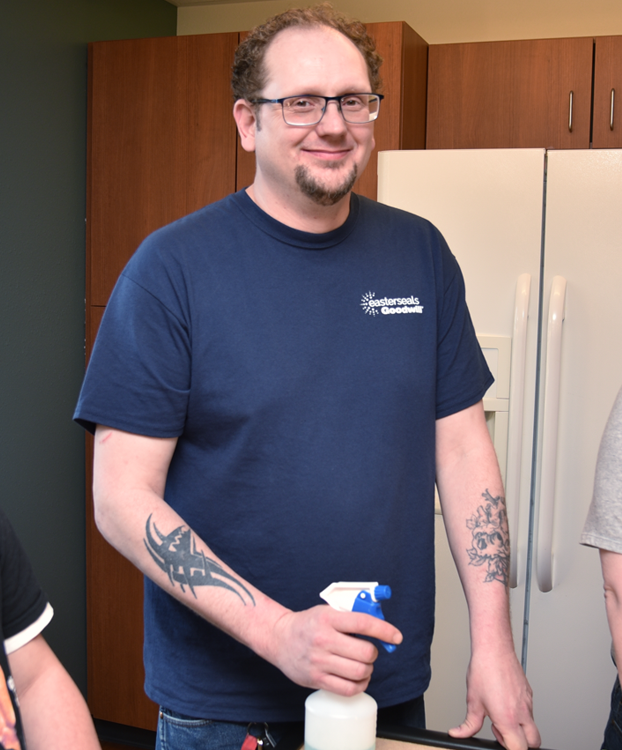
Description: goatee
xmin=295 ymin=163 xmax=358 ymax=206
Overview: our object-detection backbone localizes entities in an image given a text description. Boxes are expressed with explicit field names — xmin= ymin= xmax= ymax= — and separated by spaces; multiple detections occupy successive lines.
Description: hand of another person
xmin=267 ymin=604 xmax=402 ymax=696
xmin=448 ymin=647 xmax=541 ymax=750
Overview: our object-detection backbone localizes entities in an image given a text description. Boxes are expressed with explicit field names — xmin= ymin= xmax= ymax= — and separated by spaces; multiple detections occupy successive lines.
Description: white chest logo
xmin=361 ymin=291 xmax=424 ymax=317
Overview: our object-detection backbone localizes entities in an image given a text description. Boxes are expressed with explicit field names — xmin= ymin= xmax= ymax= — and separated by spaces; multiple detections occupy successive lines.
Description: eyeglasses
xmin=250 ymin=93 xmax=384 ymax=126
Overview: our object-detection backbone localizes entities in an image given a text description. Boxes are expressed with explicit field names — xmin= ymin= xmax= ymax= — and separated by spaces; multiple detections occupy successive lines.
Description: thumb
xmin=448 ymin=709 xmax=485 ymax=739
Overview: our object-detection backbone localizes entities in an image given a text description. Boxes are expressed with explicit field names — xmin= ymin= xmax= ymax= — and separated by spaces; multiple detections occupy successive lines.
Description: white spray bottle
xmin=304 ymin=582 xmax=396 ymax=750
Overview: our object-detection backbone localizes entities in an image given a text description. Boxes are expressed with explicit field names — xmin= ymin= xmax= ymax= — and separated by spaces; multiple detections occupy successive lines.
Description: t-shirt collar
xmin=233 ymin=189 xmax=360 ymax=250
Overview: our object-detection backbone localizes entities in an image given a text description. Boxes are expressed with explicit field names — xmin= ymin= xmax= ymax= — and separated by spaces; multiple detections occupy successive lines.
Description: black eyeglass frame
xmin=249 ymin=93 xmax=384 ymax=126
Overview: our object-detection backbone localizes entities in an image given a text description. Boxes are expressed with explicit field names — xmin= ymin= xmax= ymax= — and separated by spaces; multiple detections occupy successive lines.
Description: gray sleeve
xmin=581 ymin=386 xmax=622 ymax=552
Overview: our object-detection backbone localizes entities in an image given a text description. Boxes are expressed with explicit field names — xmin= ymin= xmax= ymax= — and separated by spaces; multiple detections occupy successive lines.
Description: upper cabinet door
xmin=88 ymin=34 xmax=238 ymax=307
xmin=593 ymin=36 xmax=622 ymax=148
xmin=186 ymin=34 xmax=240 ymax=212
xmin=426 ymin=38 xmax=593 ymax=149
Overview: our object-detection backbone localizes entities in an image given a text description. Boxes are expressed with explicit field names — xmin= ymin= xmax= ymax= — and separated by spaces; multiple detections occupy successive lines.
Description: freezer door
xmin=523 ymin=149 xmax=622 ymax=750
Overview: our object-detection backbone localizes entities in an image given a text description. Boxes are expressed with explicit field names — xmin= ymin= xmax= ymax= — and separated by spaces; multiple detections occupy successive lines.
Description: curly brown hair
xmin=231 ymin=3 xmax=383 ymax=102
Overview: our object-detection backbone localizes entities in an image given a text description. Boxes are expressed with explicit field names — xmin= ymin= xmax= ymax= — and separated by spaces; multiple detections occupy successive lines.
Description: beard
xmin=294 ymin=162 xmax=358 ymax=206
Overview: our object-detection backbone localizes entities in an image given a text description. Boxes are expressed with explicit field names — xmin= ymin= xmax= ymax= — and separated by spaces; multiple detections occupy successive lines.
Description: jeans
xmin=156 ymin=709 xmax=295 ymax=750
xmin=156 ymin=695 xmax=425 ymax=750
xmin=602 ymin=676 xmax=622 ymax=750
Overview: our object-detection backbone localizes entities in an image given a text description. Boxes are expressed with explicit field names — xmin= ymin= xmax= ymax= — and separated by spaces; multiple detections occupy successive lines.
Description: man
xmin=581 ymin=386 xmax=622 ymax=750
xmin=0 ymin=507 xmax=100 ymax=750
xmin=74 ymin=5 xmax=540 ymax=750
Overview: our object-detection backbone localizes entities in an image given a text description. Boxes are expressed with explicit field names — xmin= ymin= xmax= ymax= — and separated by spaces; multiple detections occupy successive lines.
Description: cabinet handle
xmin=611 ymin=88 xmax=616 ymax=131
xmin=568 ymin=91 xmax=574 ymax=132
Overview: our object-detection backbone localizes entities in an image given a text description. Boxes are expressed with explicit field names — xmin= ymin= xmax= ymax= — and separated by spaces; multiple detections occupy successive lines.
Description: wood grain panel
xmin=88 ymin=38 xmax=188 ymax=306
xmin=427 ymin=38 xmax=593 ymax=149
xmin=593 ymin=36 xmax=622 ymax=148
xmin=399 ymin=23 xmax=429 ymax=151
xmin=88 ymin=34 xmax=238 ymax=306
xmin=187 ymin=33 xmax=238 ymax=211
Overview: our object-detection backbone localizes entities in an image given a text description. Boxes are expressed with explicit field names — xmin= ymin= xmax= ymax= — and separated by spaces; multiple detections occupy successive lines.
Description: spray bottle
xmin=304 ymin=582 xmax=396 ymax=750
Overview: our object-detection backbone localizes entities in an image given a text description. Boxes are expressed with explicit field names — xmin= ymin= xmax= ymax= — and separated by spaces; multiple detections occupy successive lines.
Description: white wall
xmin=177 ymin=0 xmax=622 ymax=43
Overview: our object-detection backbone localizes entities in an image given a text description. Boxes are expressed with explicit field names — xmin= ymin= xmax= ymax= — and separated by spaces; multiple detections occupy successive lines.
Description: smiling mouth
xmin=303 ymin=152 xmax=352 ymax=170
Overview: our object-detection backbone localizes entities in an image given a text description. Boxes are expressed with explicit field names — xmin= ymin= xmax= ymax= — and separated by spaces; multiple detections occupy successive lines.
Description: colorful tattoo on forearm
xmin=466 ymin=489 xmax=510 ymax=585
xmin=144 ymin=514 xmax=256 ymax=605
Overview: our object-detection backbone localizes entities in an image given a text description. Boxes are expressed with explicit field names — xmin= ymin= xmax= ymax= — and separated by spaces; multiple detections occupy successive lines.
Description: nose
xmin=316 ymin=99 xmax=348 ymax=134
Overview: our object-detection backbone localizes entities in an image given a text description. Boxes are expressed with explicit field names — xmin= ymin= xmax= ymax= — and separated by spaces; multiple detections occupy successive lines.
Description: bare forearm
xmin=436 ymin=404 xmax=539 ymax=748
xmin=93 ymin=428 xmax=288 ymax=662
xmin=8 ymin=637 xmax=99 ymax=750
xmin=600 ymin=549 xmax=622 ymax=682
xmin=436 ymin=405 xmax=512 ymax=649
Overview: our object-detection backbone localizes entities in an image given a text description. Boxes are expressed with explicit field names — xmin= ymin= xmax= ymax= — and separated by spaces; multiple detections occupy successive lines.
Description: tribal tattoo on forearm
xmin=465 ymin=489 xmax=510 ymax=585
xmin=143 ymin=514 xmax=256 ymax=605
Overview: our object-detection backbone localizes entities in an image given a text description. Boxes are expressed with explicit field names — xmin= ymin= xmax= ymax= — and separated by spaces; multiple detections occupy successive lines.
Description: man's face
xmin=252 ymin=26 xmax=376 ymax=209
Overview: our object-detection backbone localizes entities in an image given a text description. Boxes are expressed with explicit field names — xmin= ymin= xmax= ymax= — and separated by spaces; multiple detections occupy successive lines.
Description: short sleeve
xmin=74 ymin=233 xmax=192 ymax=437
xmin=435 ymin=242 xmax=493 ymax=419
xmin=581 ymin=387 xmax=622 ymax=551
xmin=0 ymin=509 xmax=50 ymax=649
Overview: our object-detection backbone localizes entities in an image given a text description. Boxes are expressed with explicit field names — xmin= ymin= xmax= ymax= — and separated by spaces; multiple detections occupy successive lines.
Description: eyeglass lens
xmin=282 ymin=95 xmax=380 ymax=125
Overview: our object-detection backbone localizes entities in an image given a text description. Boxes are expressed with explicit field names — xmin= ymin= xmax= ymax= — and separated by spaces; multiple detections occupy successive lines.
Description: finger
xmin=316 ymin=649 xmax=377 ymax=684
xmin=332 ymin=610 xmax=403 ymax=646
xmin=491 ymin=724 xmax=505 ymax=746
xmin=524 ymin=722 xmax=541 ymax=748
xmin=491 ymin=724 xmax=528 ymax=750
xmin=316 ymin=669 xmax=373 ymax=697
xmin=491 ymin=720 xmax=541 ymax=750
xmin=313 ymin=626 xmax=380 ymax=668
xmin=448 ymin=710 xmax=485 ymax=739
xmin=318 ymin=614 xmax=398 ymax=666
xmin=503 ymin=722 xmax=540 ymax=750
xmin=343 ymin=638 xmax=379 ymax=666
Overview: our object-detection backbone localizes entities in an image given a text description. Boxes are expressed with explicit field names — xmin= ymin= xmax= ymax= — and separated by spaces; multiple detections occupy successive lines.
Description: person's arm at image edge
xmin=8 ymin=634 xmax=99 ymax=750
xmin=435 ymin=401 xmax=541 ymax=750
xmin=600 ymin=549 xmax=622 ymax=683
xmin=93 ymin=424 xmax=402 ymax=697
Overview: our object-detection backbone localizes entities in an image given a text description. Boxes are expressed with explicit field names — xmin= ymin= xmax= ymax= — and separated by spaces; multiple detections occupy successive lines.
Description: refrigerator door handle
xmin=536 ymin=275 xmax=567 ymax=593
xmin=508 ymin=273 xmax=531 ymax=588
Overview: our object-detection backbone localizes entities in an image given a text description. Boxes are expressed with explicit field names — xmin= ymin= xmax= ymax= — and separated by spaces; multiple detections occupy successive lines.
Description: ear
xmin=233 ymin=99 xmax=258 ymax=153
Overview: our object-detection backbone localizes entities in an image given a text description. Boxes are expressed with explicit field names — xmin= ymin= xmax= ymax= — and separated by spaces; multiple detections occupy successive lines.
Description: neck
xmin=245 ymin=181 xmax=352 ymax=233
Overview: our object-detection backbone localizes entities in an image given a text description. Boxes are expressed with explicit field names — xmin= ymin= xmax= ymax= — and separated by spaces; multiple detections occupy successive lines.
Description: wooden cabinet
xmin=88 ymin=34 xmax=239 ymax=307
xmin=85 ymin=22 xmax=427 ymax=731
xmin=427 ymin=35 xmax=622 ymax=149
xmin=593 ymin=36 xmax=622 ymax=148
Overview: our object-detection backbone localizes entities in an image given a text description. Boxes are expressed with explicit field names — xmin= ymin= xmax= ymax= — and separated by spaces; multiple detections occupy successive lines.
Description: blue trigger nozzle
xmin=351 ymin=587 xmax=397 ymax=653
xmin=374 ymin=585 xmax=392 ymax=601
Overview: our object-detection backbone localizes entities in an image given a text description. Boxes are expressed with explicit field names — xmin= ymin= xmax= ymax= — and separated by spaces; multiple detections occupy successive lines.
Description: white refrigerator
xmin=378 ymin=149 xmax=622 ymax=750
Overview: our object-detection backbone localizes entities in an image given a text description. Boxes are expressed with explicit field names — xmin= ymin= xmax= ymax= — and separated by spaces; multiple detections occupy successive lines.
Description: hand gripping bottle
xmin=304 ymin=583 xmax=396 ymax=750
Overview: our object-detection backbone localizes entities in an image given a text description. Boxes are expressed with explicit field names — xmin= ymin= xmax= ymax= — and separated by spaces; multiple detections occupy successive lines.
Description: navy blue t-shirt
xmin=75 ymin=191 xmax=492 ymax=721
